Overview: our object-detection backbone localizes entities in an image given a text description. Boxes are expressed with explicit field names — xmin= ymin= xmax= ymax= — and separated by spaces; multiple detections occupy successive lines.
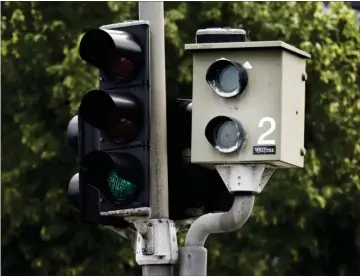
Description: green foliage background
xmin=2 ymin=1 xmax=360 ymax=275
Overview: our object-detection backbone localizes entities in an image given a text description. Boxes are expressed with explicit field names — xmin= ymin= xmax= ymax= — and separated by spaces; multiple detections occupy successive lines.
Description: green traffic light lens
xmin=107 ymin=169 xmax=136 ymax=202
xmin=80 ymin=151 xmax=143 ymax=205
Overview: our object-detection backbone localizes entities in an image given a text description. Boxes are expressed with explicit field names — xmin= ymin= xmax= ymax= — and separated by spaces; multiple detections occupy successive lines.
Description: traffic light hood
xmin=79 ymin=89 xmax=143 ymax=143
xmin=68 ymin=173 xmax=80 ymax=209
xmin=79 ymin=29 xmax=142 ymax=79
xmin=67 ymin=115 xmax=78 ymax=153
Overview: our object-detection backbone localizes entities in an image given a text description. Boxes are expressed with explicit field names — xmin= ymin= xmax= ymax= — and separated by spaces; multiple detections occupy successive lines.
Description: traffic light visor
xmin=79 ymin=29 xmax=142 ymax=80
xmin=68 ymin=173 xmax=80 ymax=209
xmin=67 ymin=115 xmax=78 ymax=153
xmin=205 ymin=116 xmax=246 ymax=153
xmin=206 ymin=58 xmax=248 ymax=98
xmin=79 ymin=90 xmax=143 ymax=143
xmin=80 ymin=151 xmax=142 ymax=204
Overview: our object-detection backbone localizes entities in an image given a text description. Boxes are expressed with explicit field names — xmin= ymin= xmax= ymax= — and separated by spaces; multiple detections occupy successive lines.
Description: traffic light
xmin=167 ymin=98 xmax=234 ymax=220
xmin=185 ymin=28 xmax=310 ymax=169
xmin=67 ymin=21 xmax=150 ymax=226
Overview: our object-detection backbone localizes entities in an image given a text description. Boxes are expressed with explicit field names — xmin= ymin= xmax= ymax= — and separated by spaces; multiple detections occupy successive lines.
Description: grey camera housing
xmin=185 ymin=41 xmax=310 ymax=168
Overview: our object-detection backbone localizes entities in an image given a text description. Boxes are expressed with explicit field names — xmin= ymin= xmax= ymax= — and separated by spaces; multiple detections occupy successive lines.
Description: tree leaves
xmin=2 ymin=1 xmax=360 ymax=275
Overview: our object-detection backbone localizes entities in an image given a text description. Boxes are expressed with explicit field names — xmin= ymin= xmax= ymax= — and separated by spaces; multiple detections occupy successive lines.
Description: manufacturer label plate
xmin=253 ymin=146 xmax=276 ymax=155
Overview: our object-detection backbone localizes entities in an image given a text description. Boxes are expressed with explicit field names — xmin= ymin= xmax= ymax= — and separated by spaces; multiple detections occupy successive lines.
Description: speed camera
xmin=185 ymin=40 xmax=310 ymax=168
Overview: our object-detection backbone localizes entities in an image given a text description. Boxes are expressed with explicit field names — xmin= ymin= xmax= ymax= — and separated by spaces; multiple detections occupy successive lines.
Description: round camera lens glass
xmin=214 ymin=120 xmax=240 ymax=150
xmin=217 ymin=65 xmax=239 ymax=94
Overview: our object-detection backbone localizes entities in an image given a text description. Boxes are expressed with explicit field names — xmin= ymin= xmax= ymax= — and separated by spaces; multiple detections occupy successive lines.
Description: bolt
xmin=302 ymin=73 xmax=307 ymax=81
xmin=296 ymin=111 xmax=299 ymax=115
xmin=158 ymin=255 xmax=164 ymax=259
xmin=148 ymin=223 xmax=153 ymax=227
xmin=300 ymin=148 xmax=306 ymax=156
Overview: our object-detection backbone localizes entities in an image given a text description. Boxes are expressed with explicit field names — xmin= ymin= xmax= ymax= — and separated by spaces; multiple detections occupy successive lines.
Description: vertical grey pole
xmin=139 ymin=2 xmax=172 ymax=276
xmin=139 ymin=0 xmax=169 ymax=220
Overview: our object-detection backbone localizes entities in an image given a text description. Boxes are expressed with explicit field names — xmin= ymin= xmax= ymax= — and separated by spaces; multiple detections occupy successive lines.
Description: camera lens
xmin=206 ymin=58 xmax=248 ymax=98
xmin=205 ymin=116 xmax=246 ymax=153
xmin=217 ymin=65 xmax=240 ymax=94
xmin=214 ymin=120 xmax=239 ymax=150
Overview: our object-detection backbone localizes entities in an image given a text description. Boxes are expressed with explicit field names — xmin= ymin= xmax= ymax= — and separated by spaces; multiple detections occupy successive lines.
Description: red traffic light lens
xmin=111 ymin=57 xmax=135 ymax=79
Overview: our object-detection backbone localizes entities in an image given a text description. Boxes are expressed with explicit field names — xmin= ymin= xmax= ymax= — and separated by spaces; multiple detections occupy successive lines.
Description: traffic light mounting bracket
xmin=216 ymin=164 xmax=275 ymax=194
xmin=122 ymin=217 xmax=178 ymax=265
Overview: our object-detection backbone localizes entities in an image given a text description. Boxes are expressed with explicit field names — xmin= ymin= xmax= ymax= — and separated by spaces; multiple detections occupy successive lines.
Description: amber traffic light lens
xmin=80 ymin=90 xmax=143 ymax=144
xmin=106 ymin=117 xmax=138 ymax=144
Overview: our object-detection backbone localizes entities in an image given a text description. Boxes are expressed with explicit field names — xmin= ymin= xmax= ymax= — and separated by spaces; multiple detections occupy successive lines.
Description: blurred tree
xmin=1 ymin=2 xmax=139 ymax=276
xmin=1 ymin=1 xmax=359 ymax=276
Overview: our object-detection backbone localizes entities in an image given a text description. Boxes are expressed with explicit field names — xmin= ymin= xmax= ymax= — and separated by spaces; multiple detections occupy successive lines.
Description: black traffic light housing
xmin=67 ymin=21 xmax=150 ymax=226
xmin=167 ymin=99 xmax=234 ymax=220
xmin=68 ymin=21 xmax=236 ymax=225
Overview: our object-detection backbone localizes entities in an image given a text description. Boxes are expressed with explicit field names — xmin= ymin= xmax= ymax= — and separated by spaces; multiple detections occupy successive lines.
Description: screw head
xmin=302 ymin=73 xmax=308 ymax=81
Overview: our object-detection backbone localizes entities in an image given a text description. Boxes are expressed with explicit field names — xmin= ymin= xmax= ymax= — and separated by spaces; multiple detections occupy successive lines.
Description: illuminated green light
xmin=107 ymin=169 xmax=136 ymax=201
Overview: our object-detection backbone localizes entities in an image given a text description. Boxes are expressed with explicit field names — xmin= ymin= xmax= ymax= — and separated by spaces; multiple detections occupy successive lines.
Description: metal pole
xmin=138 ymin=2 xmax=172 ymax=276
xmin=139 ymin=1 xmax=169 ymax=220
xmin=179 ymin=195 xmax=255 ymax=276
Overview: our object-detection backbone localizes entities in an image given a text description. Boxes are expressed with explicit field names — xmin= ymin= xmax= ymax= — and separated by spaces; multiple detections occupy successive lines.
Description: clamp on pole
xmin=179 ymin=164 xmax=275 ymax=276
xmin=126 ymin=218 xmax=179 ymax=265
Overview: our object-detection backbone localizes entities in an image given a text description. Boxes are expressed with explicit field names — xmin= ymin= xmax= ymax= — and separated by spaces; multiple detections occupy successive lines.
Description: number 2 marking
xmin=257 ymin=117 xmax=276 ymax=145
